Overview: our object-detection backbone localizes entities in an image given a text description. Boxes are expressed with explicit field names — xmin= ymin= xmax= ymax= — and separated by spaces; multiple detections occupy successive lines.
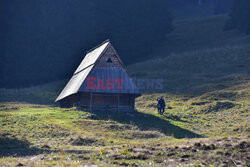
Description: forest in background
xmin=0 ymin=0 xmax=249 ymax=88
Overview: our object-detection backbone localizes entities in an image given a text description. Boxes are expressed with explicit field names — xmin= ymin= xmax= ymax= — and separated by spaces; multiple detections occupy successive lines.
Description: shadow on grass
xmin=0 ymin=136 xmax=92 ymax=158
xmin=0 ymin=136 xmax=51 ymax=157
xmin=162 ymin=113 xmax=191 ymax=123
xmin=89 ymin=109 xmax=202 ymax=139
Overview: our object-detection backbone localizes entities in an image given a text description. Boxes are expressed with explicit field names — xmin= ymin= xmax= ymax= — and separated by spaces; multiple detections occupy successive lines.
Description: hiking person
xmin=157 ymin=98 xmax=161 ymax=114
xmin=157 ymin=96 xmax=166 ymax=115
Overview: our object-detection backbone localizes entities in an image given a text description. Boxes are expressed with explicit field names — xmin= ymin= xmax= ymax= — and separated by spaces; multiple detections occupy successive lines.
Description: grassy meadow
xmin=0 ymin=15 xmax=249 ymax=166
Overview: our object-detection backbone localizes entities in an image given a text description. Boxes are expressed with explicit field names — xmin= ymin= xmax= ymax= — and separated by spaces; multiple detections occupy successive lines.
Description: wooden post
xmin=117 ymin=94 xmax=120 ymax=112
xmin=89 ymin=92 xmax=93 ymax=112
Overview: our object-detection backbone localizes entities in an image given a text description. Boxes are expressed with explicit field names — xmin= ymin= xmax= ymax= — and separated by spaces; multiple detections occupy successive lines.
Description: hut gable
xmin=55 ymin=40 xmax=140 ymax=103
xmin=95 ymin=45 xmax=123 ymax=67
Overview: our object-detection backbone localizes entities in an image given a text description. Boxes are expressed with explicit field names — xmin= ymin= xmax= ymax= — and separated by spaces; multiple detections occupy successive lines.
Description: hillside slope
xmin=154 ymin=15 xmax=250 ymax=56
xmin=128 ymin=15 xmax=250 ymax=94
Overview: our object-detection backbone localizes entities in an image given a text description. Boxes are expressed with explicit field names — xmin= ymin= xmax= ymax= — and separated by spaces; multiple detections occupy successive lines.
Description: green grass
xmin=129 ymin=45 xmax=250 ymax=94
xmin=0 ymin=76 xmax=249 ymax=166
xmin=0 ymin=101 xmax=249 ymax=166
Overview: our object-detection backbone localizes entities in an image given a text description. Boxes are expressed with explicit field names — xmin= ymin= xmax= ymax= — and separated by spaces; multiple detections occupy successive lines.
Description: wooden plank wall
xmin=96 ymin=46 xmax=122 ymax=67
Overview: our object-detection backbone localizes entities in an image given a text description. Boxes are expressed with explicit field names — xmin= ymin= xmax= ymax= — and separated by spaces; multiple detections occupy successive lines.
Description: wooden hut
xmin=55 ymin=40 xmax=140 ymax=111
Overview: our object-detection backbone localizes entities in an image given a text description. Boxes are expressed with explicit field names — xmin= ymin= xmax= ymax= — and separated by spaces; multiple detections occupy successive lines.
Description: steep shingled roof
xmin=55 ymin=40 xmax=110 ymax=102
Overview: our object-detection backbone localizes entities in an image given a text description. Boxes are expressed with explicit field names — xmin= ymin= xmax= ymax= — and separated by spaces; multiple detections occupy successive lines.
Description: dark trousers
xmin=158 ymin=107 xmax=165 ymax=115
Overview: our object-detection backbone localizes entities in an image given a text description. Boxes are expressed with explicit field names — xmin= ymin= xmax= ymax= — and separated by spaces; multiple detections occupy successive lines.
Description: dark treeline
xmin=224 ymin=0 xmax=250 ymax=34
xmin=0 ymin=0 xmax=235 ymax=88
xmin=1 ymin=0 xmax=172 ymax=88
xmin=168 ymin=0 xmax=232 ymax=14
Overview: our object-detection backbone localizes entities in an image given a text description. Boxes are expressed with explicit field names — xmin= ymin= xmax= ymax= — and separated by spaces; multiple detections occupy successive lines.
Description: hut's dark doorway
xmin=92 ymin=94 xmax=118 ymax=105
xmin=88 ymin=93 xmax=134 ymax=112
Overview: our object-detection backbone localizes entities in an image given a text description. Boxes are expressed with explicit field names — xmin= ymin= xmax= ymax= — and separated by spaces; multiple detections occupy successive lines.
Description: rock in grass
xmin=41 ymin=144 xmax=50 ymax=149
xmin=236 ymin=141 xmax=249 ymax=149
xmin=16 ymin=163 xmax=24 ymax=166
